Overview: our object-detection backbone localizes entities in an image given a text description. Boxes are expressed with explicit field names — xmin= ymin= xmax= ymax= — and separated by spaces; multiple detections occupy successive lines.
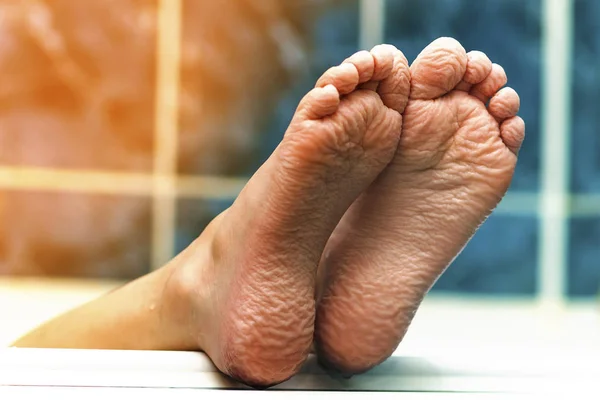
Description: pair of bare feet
xmin=168 ymin=38 xmax=525 ymax=387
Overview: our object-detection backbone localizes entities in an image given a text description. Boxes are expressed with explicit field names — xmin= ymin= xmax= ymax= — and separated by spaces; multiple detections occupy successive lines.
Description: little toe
xmin=316 ymin=63 xmax=360 ymax=95
xmin=376 ymin=46 xmax=411 ymax=113
xmin=488 ymin=87 xmax=520 ymax=122
xmin=410 ymin=37 xmax=468 ymax=100
xmin=500 ymin=116 xmax=526 ymax=155
xmin=296 ymin=85 xmax=341 ymax=120
xmin=470 ymin=63 xmax=507 ymax=103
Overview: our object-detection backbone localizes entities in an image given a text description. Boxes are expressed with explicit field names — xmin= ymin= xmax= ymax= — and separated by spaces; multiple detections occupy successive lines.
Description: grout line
xmin=151 ymin=0 xmax=182 ymax=271
xmin=0 ymin=167 xmax=153 ymax=196
xmin=494 ymin=191 xmax=539 ymax=216
xmin=0 ymin=166 xmax=246 ymax=198
xmin=358 ymin=0 xmax=386 ymax=50
xmin=176 ymin=175 xmax=246 ymax=199
xmin=1 ymin=166 xmax=600 ymax=216
xmin=537 ymin=0 xmax=574 ymax=307
xmin=570 ymin=194 xmax=600 ymax=217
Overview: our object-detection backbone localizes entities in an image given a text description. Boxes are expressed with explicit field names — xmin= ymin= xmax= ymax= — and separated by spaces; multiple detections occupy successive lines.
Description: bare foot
xmin=315 ymin=37 xmax=525 ymax=374
xmin=169 ymin=46 xmax=410 ymax=387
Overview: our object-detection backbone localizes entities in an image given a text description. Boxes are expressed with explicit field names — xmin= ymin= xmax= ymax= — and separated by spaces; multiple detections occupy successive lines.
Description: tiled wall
xmin=570 ymin=0 xmax=600 ymax=297
xmin=260 ymin=0 xmax=598 ymax=297
xmin=1 ymin=0 xmax=597 ymax=299
xmin=385 ymin=0 xmax=541 ymax=295
xmin=260 ymin=0 xmax=541 ymax=295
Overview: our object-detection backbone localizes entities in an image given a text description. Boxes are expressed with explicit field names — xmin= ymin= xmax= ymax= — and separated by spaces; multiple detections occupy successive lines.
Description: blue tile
xmin=568 ymin=217 xmax=600 ymax=297
xmin=384 ymin=0 xmax=542 ymax=191
xmin=257 ymin=1 xmax=360 ymax=166
xmin=176 ymin=198 xmax=235 ymax=254
xmin=571 ymin=0 xmax=600 ymax=193
xmin=309 ymin=1 xmax=360 ymax=75
xmin=433 ymin=215 xmax=537 ymax=295
xmin=255 ymin=1 xmax=540 ymax=296
xmin=176 ymin=203 xmax=537 ymax=296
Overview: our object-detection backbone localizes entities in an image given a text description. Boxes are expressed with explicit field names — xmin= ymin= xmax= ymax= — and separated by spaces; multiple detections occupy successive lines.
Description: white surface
xmin=0 ymin=387 xmax=536 ymax=400
xmin=1 ymin=278 xmax=600 ymax=395
xmin=1 ymin=347 xmax=598 ymax=395
xmin=0 ymin=278 xmax=122 ymax=346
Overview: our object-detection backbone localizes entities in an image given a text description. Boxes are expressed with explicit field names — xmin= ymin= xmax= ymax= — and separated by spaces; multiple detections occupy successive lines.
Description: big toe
xmin=371 ymin=45 xmax=411 ymax=114
xmin=410 ymin=37 xmax=468 ymax=100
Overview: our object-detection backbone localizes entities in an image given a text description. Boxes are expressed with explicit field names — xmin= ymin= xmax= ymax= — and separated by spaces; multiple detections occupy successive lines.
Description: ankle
xmin=161 ymin=212 xmax=227 ymax=350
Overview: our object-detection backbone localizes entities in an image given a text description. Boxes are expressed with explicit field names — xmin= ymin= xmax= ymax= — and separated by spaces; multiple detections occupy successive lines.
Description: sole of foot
xmin=314 ymin=37 xmax=525 ymax=374
xmin=169 ymin=45 xmax=411 ymax=387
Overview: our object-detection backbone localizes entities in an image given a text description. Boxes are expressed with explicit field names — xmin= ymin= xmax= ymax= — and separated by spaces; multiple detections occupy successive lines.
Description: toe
xmin=375 ymin=46 xmax=411 ymax=113
xmin=500 ymin=116 xmax=526 ymax=155
xmin=456 ymin=51 xmax=493 ymax=92
xmin=369 ymin=44 xmax=396 ymax=81
xmin=296 ymin=85 xmax=340 ymax=120
xmin=488 ymin=87 xmax=520 ymax=121
xmin=470 ymin=63 xmax=507 ymax=103
xmin=410 ymin=37 xmax=468 ymax=100
xmin=316 ymin=63 xmax=360 ymax=95
xmin=356 ymin=45 xmax=397 ymax=93
xmin=463 ymin=51 xmax=493 ymax=85
xmin=342 ymin=50 xmax=376 ymax=84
